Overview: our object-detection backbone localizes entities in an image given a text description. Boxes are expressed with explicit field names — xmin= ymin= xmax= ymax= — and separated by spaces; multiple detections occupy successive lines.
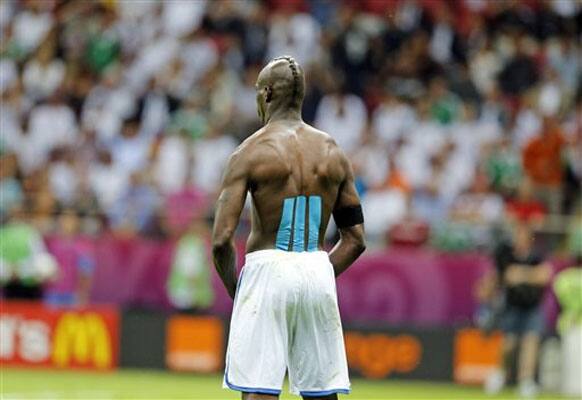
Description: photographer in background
xmin=485 ymin=223 xmax=552 ymax=398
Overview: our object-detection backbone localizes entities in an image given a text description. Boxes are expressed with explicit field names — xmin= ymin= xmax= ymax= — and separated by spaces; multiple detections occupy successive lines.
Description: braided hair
xmin=273 ymin=55 xmax=300 ymax=105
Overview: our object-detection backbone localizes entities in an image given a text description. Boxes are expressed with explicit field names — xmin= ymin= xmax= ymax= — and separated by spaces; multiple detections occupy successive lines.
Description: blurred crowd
xmin=0 ymin=0 xmax=580 ymax=253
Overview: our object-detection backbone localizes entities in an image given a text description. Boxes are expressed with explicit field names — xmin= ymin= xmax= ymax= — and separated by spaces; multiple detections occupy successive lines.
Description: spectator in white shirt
xmin=11 ymin=3 xmax=54 ymax=54
xmin=191 ymin=128 xmax=237 ymax=196
xmin=314 ymin=82 xmax=368 ymax=154
xmin=0 ymin=59 xmax=18 ymax=95
xmin=126 ymin=31 xmax=180 ymax=92
xmin=266 ymin=10 xmax=321 ymax=66
xmin=23 ymin=42 xmax=65 ymax=101
xmin=109 ymin=114 xmax=151 ymax=176
xmin=469 ymin=38 xmax=502 ymax=96
xmin=351 ymin=128 xmax=390 ymax=190
xmin=47 ymin=148 xmax=79 ymax=206
xmin=153 ymin=131 xmax=190 ymax=195
xmin=26 ymin=92 xmax=78 ymax=169
xmin=372 ymin=91 xmax=417 ymax=145
xmin=89 ymin=149 xmax=128 ymax=210
xmin=162 ymin=0 xmax=207 ymax=38
xmin=82 ymin=66 xmax=137 ymax=141
xmin=180 ymin=31 xmax=219 ymax=91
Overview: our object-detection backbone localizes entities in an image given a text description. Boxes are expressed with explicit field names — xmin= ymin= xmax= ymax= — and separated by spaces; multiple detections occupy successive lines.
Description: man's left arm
xmin=212 ymin=151 xmax=249 ymax=300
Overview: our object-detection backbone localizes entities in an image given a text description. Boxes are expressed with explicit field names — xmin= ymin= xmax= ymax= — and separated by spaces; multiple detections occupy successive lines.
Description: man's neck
xmin=266 ymin=108 xmax=302 ymax=124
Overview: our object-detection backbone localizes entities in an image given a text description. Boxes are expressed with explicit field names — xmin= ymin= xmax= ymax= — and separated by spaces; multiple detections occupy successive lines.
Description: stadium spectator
xmin=553 ymin=257 xmax=582 ymax=397
xmin=44 ymin=207 xmax=94 ymax=306
xmin=315 ymin=78 xmax=368 ymax=153
xmin=351 ymin=128 xmax=390 ymax=191
xmin=522 ymin=115 xmax=566 ymax=214
xmin=190 ymin=127 xmax=237 ymax=197
xmin=484 ymin=136 xmax=522 ymax=196
xmin=27 ymin=175 xmax=58 ymax=235
xmin=0 ymin=205 xmax=57 ymax=300
xmin=22 ymin=36 xmax=65 ymax=101
xmin=10 ymin=0 xmax=55 ymax=56
xmin=0 ymin=152 xmax=23 ymax=220
xmin=449 ymin=172 xmax=504 ymax=225
xmin=388 ymin=196 xmax=430 ymax=247
xmin=505 ymin=178 xmax=547 ymax=225
xmin=371 ymin=90 xmax=417 ymax=145
xmin=266 ymin=6 xmax=321 ymax=66
xmin=485 ymin=223 xmax=552 ymax=398
xmin=109 ymin=114 xmax=151 ymax=176
xmin=153 ymin=130 xmax=191 ymax=195
xmin=89 ymin=149 xmax=128 ymax=211
xmin=47 ymin=147 xmax=80 ymax=206
xmin=497 ymin=35 xmax=539 ymax=98
xmin=167 ymin=218 xmax=214 ymax=312
xmin=27 ymin=90 xmax=78 ymax=163
xmin=108 ymin=171 xmax=160 ymax=235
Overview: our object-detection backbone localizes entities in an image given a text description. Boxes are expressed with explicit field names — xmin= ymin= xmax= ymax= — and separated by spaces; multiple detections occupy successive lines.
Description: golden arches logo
xmin=52 ymin=312 xmax=112 ymax=369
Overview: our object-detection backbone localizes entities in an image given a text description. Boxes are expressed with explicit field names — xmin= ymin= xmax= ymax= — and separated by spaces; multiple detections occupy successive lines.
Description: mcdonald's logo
xmin=52 ymin=312 xmax=115 ymax=369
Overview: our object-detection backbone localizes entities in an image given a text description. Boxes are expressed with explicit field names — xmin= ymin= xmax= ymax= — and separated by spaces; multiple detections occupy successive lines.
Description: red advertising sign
xmin=0 ymin=302 xmax=119 ymax=370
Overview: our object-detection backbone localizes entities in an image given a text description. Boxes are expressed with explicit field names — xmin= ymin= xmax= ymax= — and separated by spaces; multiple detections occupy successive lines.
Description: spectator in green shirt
xmin=0 ymin=206 xmax=57 ymax=299
xmin=554 ymin=259 xmax=582 ymax=398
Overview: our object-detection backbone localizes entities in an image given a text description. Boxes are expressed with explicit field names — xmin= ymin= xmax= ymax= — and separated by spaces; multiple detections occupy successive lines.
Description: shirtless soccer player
xmin=212 ymin=56 xmax=366 ymax=400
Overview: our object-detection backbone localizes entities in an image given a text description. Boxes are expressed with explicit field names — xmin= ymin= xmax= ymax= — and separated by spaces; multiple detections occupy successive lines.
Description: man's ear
xmin=265 ymin=86 xmax=273 ymax=103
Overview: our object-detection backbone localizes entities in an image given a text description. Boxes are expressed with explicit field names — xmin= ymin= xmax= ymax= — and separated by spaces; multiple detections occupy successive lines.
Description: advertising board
xmin=0 ymin=302 xmax=119 ymax=370
xmin=345 ymin=326 xmax=454 ymax=381
xmin=165 ymin=315 xmax=224 ymax=373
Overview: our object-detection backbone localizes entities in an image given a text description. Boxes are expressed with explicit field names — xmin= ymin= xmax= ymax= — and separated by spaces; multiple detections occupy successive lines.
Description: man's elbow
xmin=352 ymin=235 xmax=366 ymax=256
xmin=212 ymin=232 xmax=234 ymax=256
xmin=355 ymin=240 xmax=366 ymax=256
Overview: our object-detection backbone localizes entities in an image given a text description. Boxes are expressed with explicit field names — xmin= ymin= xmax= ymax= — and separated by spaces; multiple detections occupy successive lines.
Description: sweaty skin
xmin=212 ymin=59 xmax=365 ymax=400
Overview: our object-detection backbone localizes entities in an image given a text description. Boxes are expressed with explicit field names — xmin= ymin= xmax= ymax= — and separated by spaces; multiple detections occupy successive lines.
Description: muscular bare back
xmin=212 ymin=56 xmax=364 ymax=302
xmin=212 ymin=56 xmax=365 ymax=400
xmin=242 ymin=120 xmax=355 ymax=252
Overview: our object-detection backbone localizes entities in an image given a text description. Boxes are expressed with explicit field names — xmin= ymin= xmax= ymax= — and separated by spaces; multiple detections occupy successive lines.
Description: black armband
xmin=333 ymin=205 xmax=364 ymax=228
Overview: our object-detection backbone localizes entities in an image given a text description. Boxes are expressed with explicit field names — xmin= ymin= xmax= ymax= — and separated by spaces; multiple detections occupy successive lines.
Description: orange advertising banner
xmin=454 ymin=328 xmax=503 ymax=385
xmin=345 ymin=332 xmax=423 ymax=379
xmin=0 ymin=301 xmax=119 ymax=370
xmin=166 ymin=315 xmax=224 ymax=373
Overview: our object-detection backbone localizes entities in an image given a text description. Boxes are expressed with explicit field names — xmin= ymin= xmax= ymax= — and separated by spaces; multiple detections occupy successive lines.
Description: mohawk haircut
xmin=266 ymin=56 xmax=305 ymax=111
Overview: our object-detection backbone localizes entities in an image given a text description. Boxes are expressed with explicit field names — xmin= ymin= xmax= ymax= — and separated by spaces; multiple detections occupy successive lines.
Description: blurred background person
xmin=553 ymin=255 xmax=582 ymax=398
xmin=486 ymin=223 xmax=552 ymax=398
xmin=166 ymin=217 xmax=214 ymax=313
xmin=43 ymin=206 xmax=94 ymax=306
xmin=0 ymin=205 xmax=57 ymax=300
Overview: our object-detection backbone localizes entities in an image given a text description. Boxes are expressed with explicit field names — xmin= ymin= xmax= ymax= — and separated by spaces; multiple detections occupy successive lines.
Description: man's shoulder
xmin=302 ymin=123 xmax=334 ymax=140
xmin=241 ymin=122 xmax=336 ymax=147
xmin=228 ymin=126 xmax=278 ymax=168
xmin=237 ymin=125 xmax=273 ymax=149
xmin=234 ymin=122 xmax=345 ymax=165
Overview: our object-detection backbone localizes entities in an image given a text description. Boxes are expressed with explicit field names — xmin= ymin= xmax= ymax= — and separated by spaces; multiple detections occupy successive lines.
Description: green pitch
xmin=0 ymin=368 xmax=564 ymax=399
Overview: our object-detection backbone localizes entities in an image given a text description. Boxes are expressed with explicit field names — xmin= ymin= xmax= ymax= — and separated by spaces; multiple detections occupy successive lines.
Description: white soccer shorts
xmin=223 ymin=250 xmax=350 ymax=397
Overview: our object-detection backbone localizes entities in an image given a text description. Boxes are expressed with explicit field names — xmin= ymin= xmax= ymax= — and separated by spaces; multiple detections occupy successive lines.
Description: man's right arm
xmin=212 ymin=150 xmax=249 ymax=299
xmin=328 ymin=152 xmax=366 ymax=277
